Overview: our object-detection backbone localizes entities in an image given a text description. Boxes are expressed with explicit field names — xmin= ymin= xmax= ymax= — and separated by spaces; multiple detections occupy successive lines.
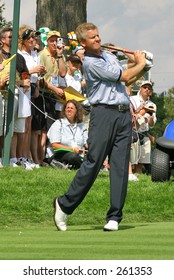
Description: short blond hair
xmin=75 ymin=22 xmax=97 ymax=42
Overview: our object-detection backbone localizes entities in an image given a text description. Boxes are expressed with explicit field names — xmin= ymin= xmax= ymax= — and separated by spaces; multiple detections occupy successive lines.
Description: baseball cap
xmin=66 ymin=54 xmax=82 ymax=64
xmin=141 ymin=80 xmax=153 ymax=87
xmin=47 ymin=30 xmax=61 ymax=40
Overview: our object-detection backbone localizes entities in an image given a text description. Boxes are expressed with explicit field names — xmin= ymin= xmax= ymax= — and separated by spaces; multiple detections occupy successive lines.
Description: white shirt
xmin=18 ymin=49 xmax=40 ymax=83
xmin=130 ymin=91 xmax=157 ymax=132
xmin=48 ymin=118 xmax=88 ymax=148
xmin=65 ymin=72 xmax=82 ymax=93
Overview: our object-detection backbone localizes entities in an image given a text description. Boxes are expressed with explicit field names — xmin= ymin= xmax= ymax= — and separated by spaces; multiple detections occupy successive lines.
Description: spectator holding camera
xmin=39 ymin=30 xmax=67 ymax=124
xmin=130 ymin=81 xmax=157 ymax=174
xmin=38 ymin=30 xmax=67 ymax=162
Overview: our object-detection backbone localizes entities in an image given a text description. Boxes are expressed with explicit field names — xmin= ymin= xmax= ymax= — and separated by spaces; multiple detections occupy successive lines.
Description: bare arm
xmin=120 ymin=50 xmax=146 ymax=83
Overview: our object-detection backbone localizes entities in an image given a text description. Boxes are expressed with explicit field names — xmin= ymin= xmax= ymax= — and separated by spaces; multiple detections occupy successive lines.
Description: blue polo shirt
xmin=83 ymin=50 xmax=130 ymax=106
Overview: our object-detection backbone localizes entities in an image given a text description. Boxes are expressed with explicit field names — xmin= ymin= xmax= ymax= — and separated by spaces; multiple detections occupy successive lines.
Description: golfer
xmin=54 ymin=22 xmax=146 ymax=231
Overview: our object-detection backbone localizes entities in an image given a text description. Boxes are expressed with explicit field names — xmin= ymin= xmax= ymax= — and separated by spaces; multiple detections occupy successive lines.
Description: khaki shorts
xmin=13 ymin=94 xmax=26 ymax=133
xmin=0 ymin=91 xmax=26 ymax=136
xmin=130 ymin=136 xmax=151 ymax=164
xmin=139 ymin=136 xmax=151 ymax=164
xmin=130 ymin=139 xmax=141 ymax=164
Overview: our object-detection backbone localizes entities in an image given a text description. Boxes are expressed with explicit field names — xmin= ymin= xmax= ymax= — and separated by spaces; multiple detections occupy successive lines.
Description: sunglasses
xmin=22 ymin=29 xmax=35 ymax=40
xmin=2 ymin=36 xmax=12 ymax=39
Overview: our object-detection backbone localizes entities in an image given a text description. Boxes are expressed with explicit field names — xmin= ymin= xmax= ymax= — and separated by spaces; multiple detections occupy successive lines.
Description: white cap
xmin=141 ymin=80 xmax=153 ymax=87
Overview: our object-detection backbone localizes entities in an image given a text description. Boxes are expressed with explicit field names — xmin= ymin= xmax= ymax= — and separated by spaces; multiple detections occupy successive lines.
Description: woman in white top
xmin=47 ymin=99 xmax=88 ymax=169
xmin=18 ymin=25 xmax=46 ymax=167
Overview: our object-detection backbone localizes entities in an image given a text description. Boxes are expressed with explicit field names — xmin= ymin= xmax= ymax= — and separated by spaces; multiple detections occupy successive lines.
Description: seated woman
xmin=47 ymin=99 xmax=88 ymax=169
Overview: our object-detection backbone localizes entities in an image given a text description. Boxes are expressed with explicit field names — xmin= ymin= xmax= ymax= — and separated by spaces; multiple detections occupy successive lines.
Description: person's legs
xmin=58 ymin=107 xmax=132 ymax=224
xmin=22 ymin=116 xmax=32 ymax=159
xmin=55 ymin=151 xmax=83 ymax=169
xmin=10 ymin=133 xmax=17 ymax=160
xmin=58 ymin=106 xmax=113 ymax=215
xmin=135 ymin=137 xmax=151 ymax=174
xmin=30 ymin=130 xmax=40 ymax=164
xmin=39 ymin=130 xmax=48 ymax=165
xmin=107 ymin=111 xmax=132 ymax=223
xmin=16 ymin=132 xmax=25 ymax=159
xmin=31 ymin=94 xmax=47 ymax=165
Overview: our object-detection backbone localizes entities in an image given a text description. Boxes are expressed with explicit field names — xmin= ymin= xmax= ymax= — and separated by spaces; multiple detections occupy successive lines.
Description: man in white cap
xmin=38 ymin=30 xmax=67 ymax=163
xmin=39 ymin=30 xmax=67 ymax=121
xmin=130 ymin=80 xmax=157 ymax=174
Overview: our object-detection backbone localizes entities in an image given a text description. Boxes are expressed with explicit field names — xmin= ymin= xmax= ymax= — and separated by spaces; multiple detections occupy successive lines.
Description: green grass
xmin=0 ymin=166 xmax=174 ymax=260
xmin=1 ymin=223 xmax=174 ymax=260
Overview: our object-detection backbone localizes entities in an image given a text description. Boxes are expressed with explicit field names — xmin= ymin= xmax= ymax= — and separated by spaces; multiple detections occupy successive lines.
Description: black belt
xmin=93 ymin=104 xmax=130 ymax=112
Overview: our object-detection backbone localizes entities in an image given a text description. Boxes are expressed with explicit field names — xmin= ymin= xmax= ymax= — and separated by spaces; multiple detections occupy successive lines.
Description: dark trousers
xmin=58 ymin=105 xmax=132 ymax=223
xmin=55 ymin=151 xmax=84 ymax=169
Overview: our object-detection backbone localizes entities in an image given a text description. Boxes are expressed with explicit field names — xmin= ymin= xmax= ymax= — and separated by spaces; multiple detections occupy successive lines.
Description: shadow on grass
xmin=67 ymin=223 xmax=151 ymax=232
xmin=66 ymin=223 xmax=149 ymax=232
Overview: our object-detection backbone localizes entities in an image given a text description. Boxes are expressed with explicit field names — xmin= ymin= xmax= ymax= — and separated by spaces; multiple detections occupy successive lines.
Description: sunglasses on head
xmin=22 ymin=29 xmax=35 ymax=40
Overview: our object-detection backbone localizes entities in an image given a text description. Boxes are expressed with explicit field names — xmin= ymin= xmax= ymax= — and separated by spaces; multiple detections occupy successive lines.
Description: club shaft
xmin=101 ymin=44 xmax=134 ymax=54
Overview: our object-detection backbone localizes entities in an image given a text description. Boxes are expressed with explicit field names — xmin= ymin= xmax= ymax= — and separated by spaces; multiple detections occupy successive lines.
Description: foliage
xmin=150 ymin=93 xmax=166 ymax=139
xmin=0 ymin=1 xmax=12 ymax=29
xmin=163 ymin=88 xmax=174 ymax=126
xmin=149 ymin=88 xmax=174 ymax=144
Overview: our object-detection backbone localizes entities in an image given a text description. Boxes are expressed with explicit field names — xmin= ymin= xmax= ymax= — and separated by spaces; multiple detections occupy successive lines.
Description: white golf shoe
xmin=104 ymin=220 xmax=118 ymax=231
xmin=54 ymin=198 xmax=67 ymax=231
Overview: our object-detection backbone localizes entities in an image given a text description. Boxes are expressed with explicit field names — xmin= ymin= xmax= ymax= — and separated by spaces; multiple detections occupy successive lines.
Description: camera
xmin=57 ymin=38 xmax=63 ymax=47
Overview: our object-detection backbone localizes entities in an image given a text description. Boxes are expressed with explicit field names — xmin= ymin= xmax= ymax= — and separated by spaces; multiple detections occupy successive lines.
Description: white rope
xmin=15 ymin=85 xmax=56 ymax=122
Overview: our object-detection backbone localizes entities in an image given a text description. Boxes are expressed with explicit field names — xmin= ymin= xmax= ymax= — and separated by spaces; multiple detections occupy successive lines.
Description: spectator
xmin=0 ymin=27 xmax=31 ymax=168
xmin=66 ymin=31 xmax=86 ymax=93
xmin=47 ymin=99 xmax=88 ymax=169
xmin=73 ymin=45 xmax=85 ymax=61
xmin=18 ymin=25 xmax=48 ymax=167
xmin=38 ymin=30 xmax=67 ymax=163
xmin=39 ymin=30 xmax=67 ymax=121
xmin=0 ymin=41 xmax=8 ymax=167
xmin=65 ymin=53 xmax=84 ymax=92
xmin=130 ymin=81 xmax=157 ymax=174
xmin=125 ymin=83 xmax=139 ymax=181
xmin=53 ymin=22 xmax=146 ymax=232
xmin=18 ymin=25 xmax=47 ymax=169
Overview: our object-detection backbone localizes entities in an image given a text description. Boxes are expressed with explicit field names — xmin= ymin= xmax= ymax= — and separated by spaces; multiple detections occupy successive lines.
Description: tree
xmin=163 ymin=88 xmax=174 ymax=126
xmin=0 ymin=1 xmax=12 ymax=29
xmin=36 ymin=0 xmax=87 ymax=40
xmin=150 ymin=88 xmax=174 ymax=143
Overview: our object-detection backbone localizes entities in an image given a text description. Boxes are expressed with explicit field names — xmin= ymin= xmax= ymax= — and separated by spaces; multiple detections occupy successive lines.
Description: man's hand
xmin=133 ymin=50 xmax=146 ymax=67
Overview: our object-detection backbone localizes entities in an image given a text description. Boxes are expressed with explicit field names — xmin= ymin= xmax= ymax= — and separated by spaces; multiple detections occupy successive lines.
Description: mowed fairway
xmin=0 ymin=222 xmax=174 ymax=260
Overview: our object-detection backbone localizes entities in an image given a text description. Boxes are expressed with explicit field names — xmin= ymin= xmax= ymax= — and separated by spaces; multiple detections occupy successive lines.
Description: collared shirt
xmin=82 ymin=50 xmax=130 ymax=106
xmin=39 ymin=48 xmax=66 ymax=84
xmin=48 ymin=118 xmax=88 ymax=148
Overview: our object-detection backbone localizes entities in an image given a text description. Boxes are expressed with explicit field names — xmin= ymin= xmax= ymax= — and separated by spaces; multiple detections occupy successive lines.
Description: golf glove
xmin=142 ymin=50 xmax=153 ymax=61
